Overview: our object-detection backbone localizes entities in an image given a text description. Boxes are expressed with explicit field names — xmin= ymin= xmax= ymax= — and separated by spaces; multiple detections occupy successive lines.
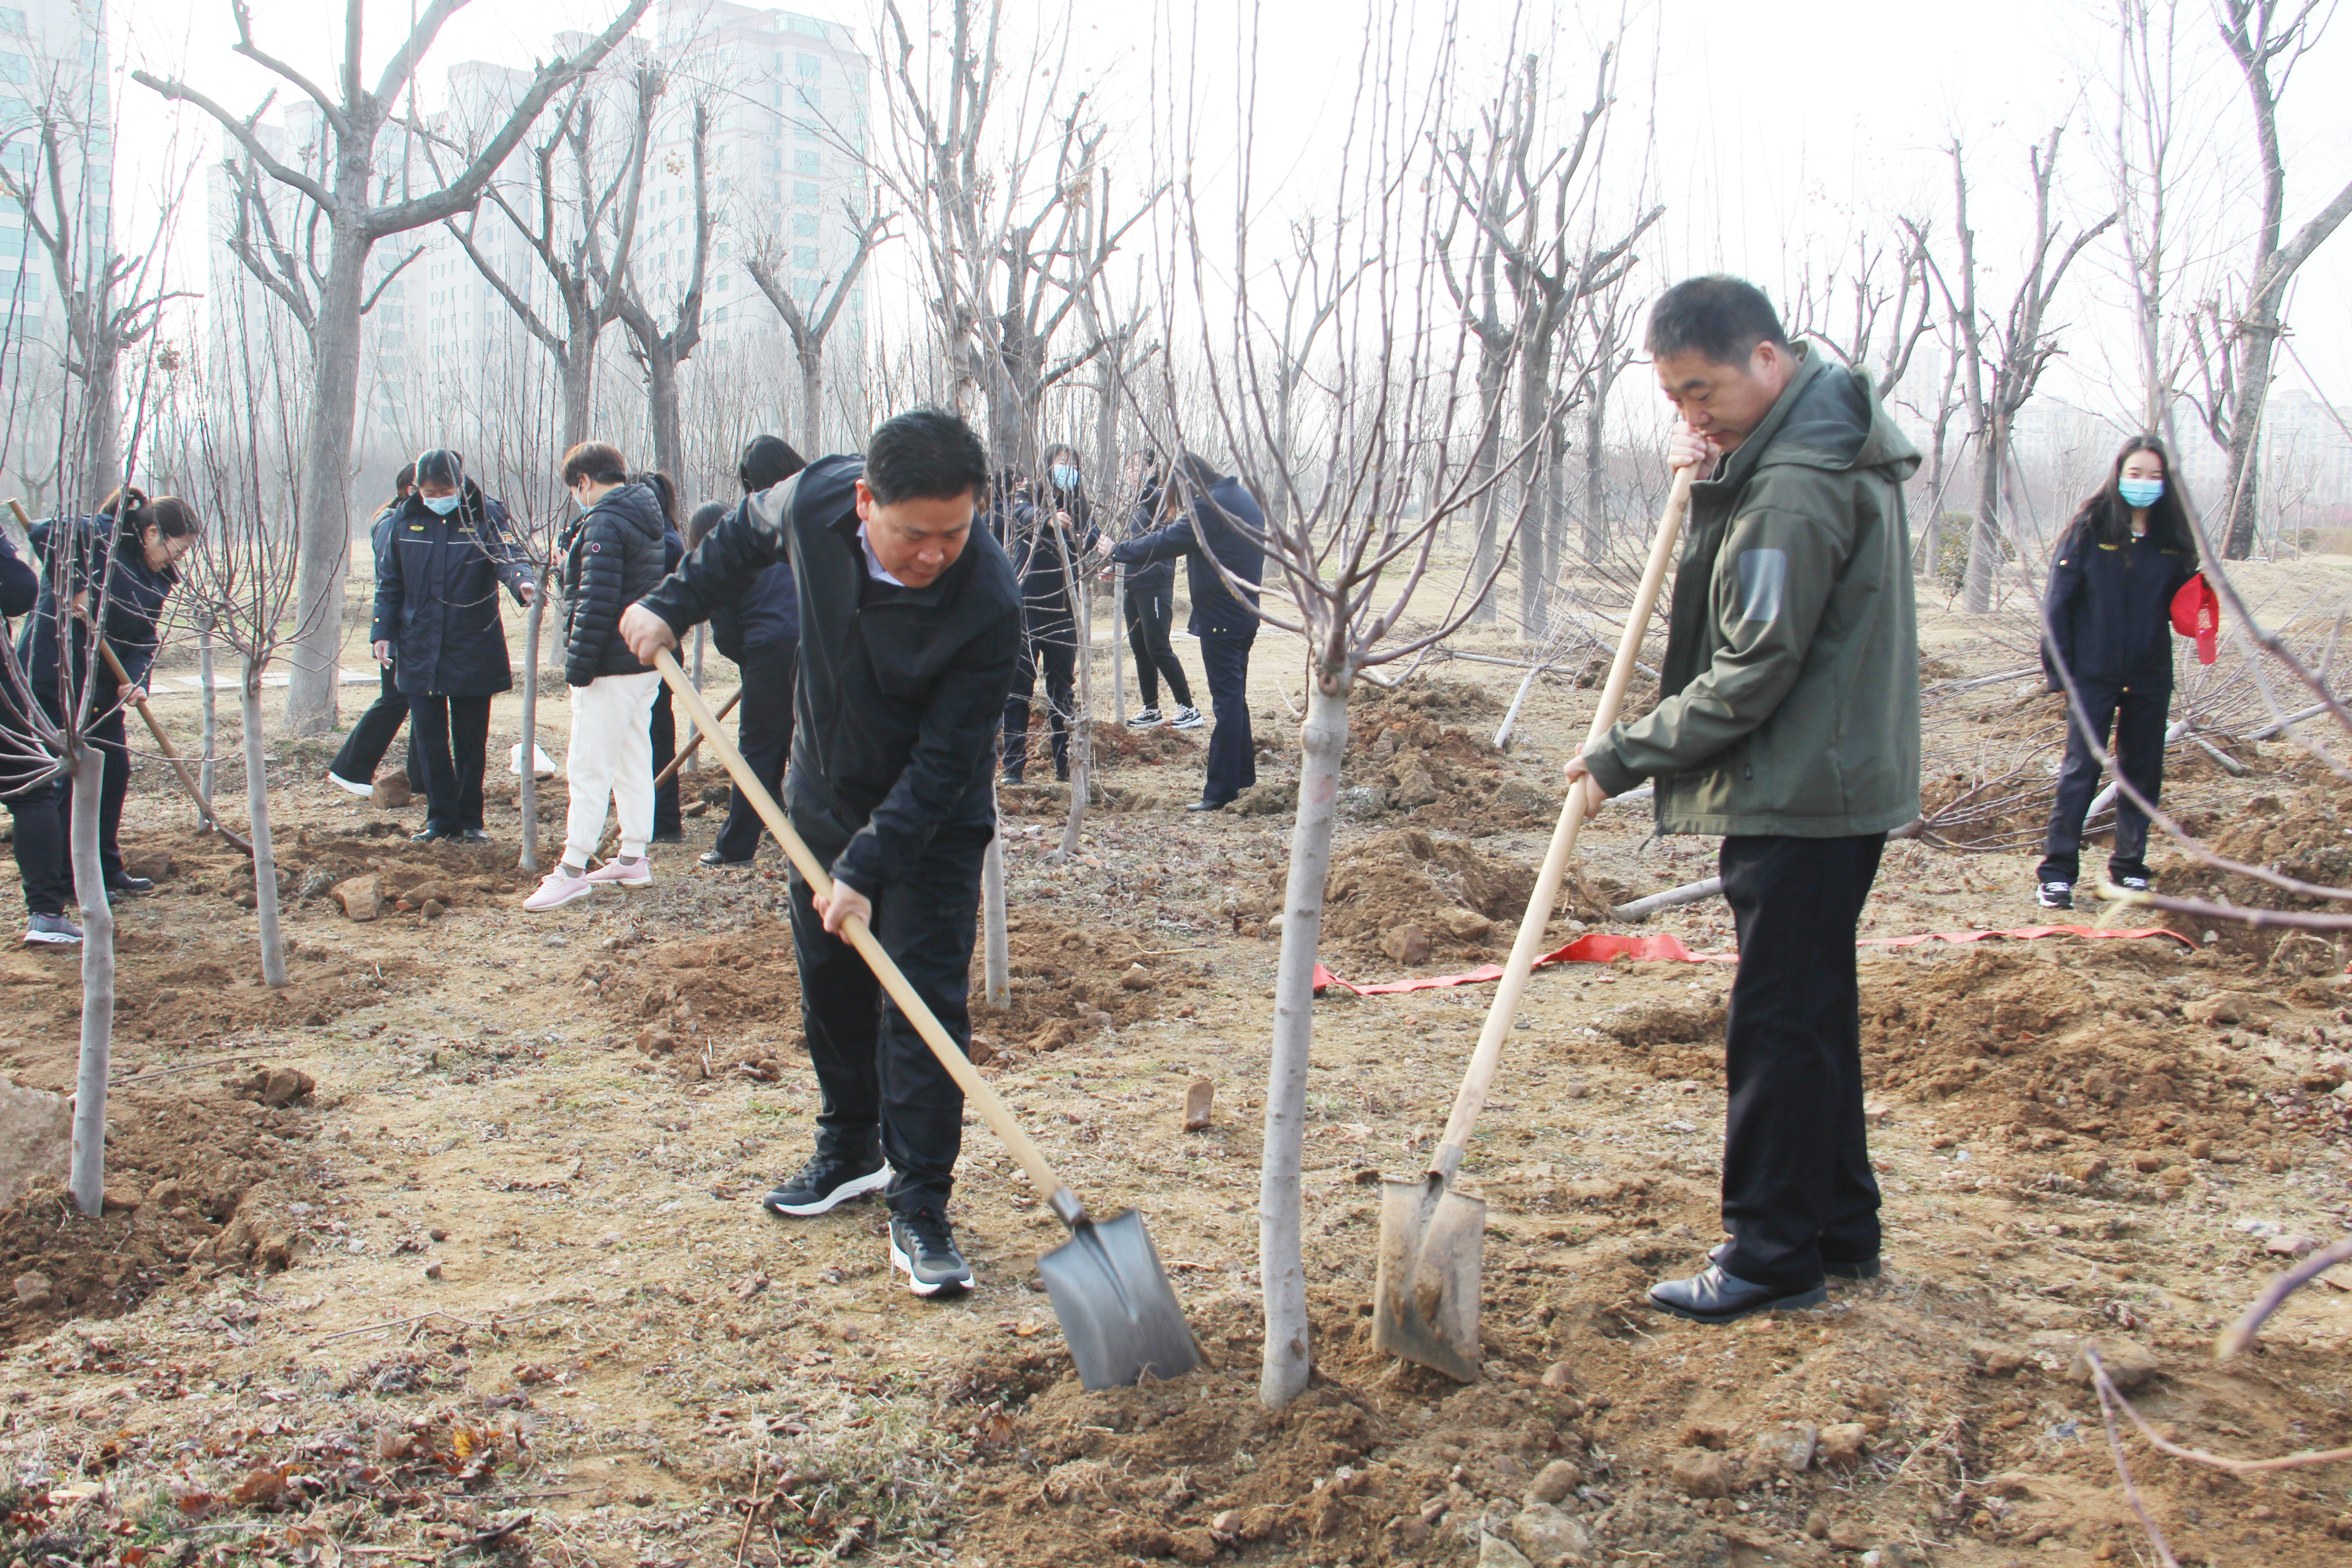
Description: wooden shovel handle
xmin=1431 ymin=466 xmax=1696 ymax=1172
xmin=5 ymin=497 xmax=251 ymax=854
xmin=652 ymin=647 xmax=1083 ymax=1220
xmin=652 ymin=685 xmax=741 ymax=790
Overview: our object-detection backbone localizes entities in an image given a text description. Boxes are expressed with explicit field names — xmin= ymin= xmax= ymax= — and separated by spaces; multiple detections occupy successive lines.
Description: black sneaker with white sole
xmin=889 ymin=1206 xmax=973 ymax=1296
xmin=761 ymin=1152 xmax=891 ymax=1217
xmin=1124 ymin=706 xmax=1164 ymax=729
xmin=2114 ymin=874 xmax=2152 ymax=894
xmin=2036 ymin=880 xmax=2074 ymax=911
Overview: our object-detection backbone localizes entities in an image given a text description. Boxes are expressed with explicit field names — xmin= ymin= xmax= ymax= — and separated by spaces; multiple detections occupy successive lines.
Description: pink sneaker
xmin=585 ymin=857 xmax=652 ymax=887
xmin=523 ymin=868 xmax=594 ymax=911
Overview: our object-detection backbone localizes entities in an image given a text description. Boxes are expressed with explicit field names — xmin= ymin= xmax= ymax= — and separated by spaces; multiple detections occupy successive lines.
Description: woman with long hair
xmin=328 ymin=463 xmax=426 ymax=797
xmin=15 ymin=485 xmax=202 ymax=906
xmin=2034 ymin=435 xmax=2200 ymax=909
xmin=997 ymin=441 xmax=1099 ymax=784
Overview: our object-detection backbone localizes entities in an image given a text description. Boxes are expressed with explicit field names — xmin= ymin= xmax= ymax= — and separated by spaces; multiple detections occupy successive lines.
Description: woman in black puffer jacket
xmin=523 ymin=441 xmax=671 ymax=912
xmin=370 ymin=449 xmax=535 ymax=843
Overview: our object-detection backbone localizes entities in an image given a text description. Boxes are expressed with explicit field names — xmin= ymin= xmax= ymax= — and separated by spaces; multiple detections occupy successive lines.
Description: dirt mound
xmin=1264 ymin=829 xmax=1575 ymax=964
xmin=2156 ymin=785 xmax=2352 ymax=967
xmin=584 ymin=921 xmax=802 ymax=1033
xmin=0 ymin=1071 xmax=318 ymax=1345
xmin=973 ymin=919 xmax=1168 ymax=1054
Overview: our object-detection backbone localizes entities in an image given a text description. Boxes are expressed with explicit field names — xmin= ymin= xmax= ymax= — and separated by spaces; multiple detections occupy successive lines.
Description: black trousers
xmin=1716 ymin=832 xmax=1885 ymax=1292
xmin=1123 ymin=583 xmax=1193 ymax=710
xmin=785 ymin=819 xmax=990 ymax=1215
xmin=650 ymin=682 xmax=681 ymax=837
xmin=329 ymin=665 xmax=421 ymax=789
xmin=406 ymin=693 xmax=491 ymax=833
xmin=2038 ymin=679 xmax=2167 ymax=885
xmin=1003 ymin=616 xmax=1077 ymax=781
xmin=1198 ymin=627 xmax=1257 ymax=805
xmin=711 ymin=646 xmax=796 ymax=862
xmin=6 ymin=774 xmax=72 ymax=916
xmin=35 ymin=695 xmax=128 ymax=883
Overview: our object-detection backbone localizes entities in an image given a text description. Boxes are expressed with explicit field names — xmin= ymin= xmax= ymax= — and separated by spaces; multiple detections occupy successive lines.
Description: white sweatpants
xmin=562 ymin=670 xmax=662 ymax=867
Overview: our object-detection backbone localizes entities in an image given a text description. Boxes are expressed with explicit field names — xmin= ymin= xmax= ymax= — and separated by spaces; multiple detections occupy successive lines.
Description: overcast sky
xmin=103 ymin=0 xmax=2352 ymax=437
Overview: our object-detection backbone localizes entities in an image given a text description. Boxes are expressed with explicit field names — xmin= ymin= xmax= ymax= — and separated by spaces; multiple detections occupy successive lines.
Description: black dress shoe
xmin=1647 ymin=1264 xmax=1826 ymax=1324
xmin=1185 ymin=797 xmax=1228 ymax=813
xmin=699 ymin=850 xmax=751 ymax=867
xmin=1710 ymin=1240 xmax=1881 ymax=1281
xmin=105 ymin=873 xmax=154 ymax=895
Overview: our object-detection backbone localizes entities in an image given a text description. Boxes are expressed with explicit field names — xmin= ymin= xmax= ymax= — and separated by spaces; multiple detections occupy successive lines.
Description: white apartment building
xmin=0 ymin=0 xmax=114 ymax=378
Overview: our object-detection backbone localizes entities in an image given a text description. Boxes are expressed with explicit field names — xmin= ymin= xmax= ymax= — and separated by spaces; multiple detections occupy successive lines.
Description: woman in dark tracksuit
xmin=328 ymin=465 xmax=425 ymax=797
xmin=998 ymin=444 xmax=1100 ymax=784
xmin=692 ymin=436 xmax=806 ymax=866
xmin=18 ymin=488 xmax=201 ymax=899
xmin=369 ymin=450 xmax=535 ymax=843
xmin=2036 ymin=435 xmax=2198 ymax=910
xmin=636 ymin=472 xmax=686 ymax=843
xmin=0 ymin=522 xmax=70 ymax=943
xmin=1117 ymin=449 xmax=1202 ymax=730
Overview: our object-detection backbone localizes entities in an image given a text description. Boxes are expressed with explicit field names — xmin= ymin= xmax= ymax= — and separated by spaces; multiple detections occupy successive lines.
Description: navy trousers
xmin=1197 ymin=627 xmax=1257 ymax=805
xmin=2038 ymin=679 xmax=2168 ymax=885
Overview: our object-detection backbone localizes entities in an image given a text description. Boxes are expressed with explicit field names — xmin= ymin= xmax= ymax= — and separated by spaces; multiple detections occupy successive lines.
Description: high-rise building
xmin=0 ymin=0 xmax=115 ymax=364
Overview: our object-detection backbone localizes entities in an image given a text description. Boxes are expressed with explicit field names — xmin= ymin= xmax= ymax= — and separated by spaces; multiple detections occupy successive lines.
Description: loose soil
xmin=2 ymin=581 xmax=2350 ymax=1568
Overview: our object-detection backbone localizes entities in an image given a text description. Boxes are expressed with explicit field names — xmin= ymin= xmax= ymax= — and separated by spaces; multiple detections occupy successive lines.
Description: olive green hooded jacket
xmin=1583 ymin=345 xmax=1922 ymax=838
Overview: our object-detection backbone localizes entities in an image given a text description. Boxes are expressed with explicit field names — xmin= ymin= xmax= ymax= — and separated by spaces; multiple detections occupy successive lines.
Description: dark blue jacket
xmin=0 ymin=529 xmax=39 ymax=621
xmin=1108 ymin=471 xmax=1264 ymax=636
xmin=559 ymin=480 xmax=670 ymax=687
xmin=1119 ymin=483 xmax=1176 ymax=598
xmin=372 ymin=487 xmax=532 ymax=698
xmin=2042 ymin=518 xmax=2195 ymax=691
xmin=708 ymin=506 xmax=799 ymax=665
xmin=20 ymin=515 xmax=176 ymax=706
xmin=994 ymin=484 xmax=1100 ymax=627
xmin=638 ymin=456 xmax=1020 ymax=897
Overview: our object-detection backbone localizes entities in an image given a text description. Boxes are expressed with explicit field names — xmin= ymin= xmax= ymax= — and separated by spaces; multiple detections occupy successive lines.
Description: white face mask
xmin=422 ymin=492 xmax=461 ymax=516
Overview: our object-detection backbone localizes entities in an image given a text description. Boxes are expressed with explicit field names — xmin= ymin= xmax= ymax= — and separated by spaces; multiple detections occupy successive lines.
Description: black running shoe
xmin=889 ymin=1206 xmax=974 ymax=1297
xmin=760 ymin=1152 xmax=890 ymax=1217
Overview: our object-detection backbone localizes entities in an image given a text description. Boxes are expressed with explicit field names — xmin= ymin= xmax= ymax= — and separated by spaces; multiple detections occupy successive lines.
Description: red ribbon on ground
xmin=1311 ymin=923 xmax=2193 ymax=997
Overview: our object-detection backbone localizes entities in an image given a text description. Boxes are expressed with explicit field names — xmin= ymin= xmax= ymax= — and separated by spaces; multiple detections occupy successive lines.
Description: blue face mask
xmin=1049 ymin=465 xmax=1081 ymax=493
xmin=2117 ymin=476 xmax=2164 ymax=509
xmin=422 ymin=492 xmax=461 ymax=516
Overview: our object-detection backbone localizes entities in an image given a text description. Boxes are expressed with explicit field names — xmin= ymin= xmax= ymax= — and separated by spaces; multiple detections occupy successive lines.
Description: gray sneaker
xmin=23 ymin=912 xmax=82 ymax=946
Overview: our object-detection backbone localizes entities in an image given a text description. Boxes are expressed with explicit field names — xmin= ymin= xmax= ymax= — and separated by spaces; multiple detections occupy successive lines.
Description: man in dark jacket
xmin=620 ymin=408 xmax=1016 ymax=1299
xmin=523 ymin=444 xmax=671 ymax=911
xmin=694 ymin=435 xmax=808 ymax=867
xmin=371 ymin=451 xmax=535 ymax=843
xmin=0 ymin=525 xmax=74 ymax=944
xmin=1107 ymin=452 xmax=1264 ymax=809
xmin=331 ymin=465 xmax=426 ymax=798
xmin=1565 ymin=276 xmax=1921 ymax=1325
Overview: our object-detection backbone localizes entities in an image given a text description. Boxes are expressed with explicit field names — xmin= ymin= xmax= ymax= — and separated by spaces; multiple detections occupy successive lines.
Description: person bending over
xmin=619 ymin=408 xmax=1016 ymax=1298
xmin=329 ymin=464 xmax=426 ymax=799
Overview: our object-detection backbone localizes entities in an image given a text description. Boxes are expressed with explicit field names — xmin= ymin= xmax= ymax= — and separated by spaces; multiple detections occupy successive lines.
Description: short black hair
xmin=415 ymin=449 xmax=466 ymax=490
xmin=864 ymin=407 xmax=989 ymax=507
xmin=685 ymin=500 xmax=729 ymax=549
xmin=561 ymin=441 xmax=628 ymax=487
xmin=1645 ymin=275 xmax=1789 ymax=366
xmin=738 ymin=435 xmax=806 ymax=495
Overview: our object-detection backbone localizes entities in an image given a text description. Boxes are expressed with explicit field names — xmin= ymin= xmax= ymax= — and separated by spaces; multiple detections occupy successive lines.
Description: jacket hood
xmin=588 ymin=480 xmax=667 ymax=544
xmin=1723 ymin=343 xmax=1922 ymax=487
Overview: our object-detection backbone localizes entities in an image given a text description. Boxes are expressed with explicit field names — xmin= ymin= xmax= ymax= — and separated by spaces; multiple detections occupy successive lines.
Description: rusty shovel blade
xmin=1036 ymin=1208 xmax=1204 ymax=1391
xmin=1371 ymin=1174 xmax=1486 ymax=1383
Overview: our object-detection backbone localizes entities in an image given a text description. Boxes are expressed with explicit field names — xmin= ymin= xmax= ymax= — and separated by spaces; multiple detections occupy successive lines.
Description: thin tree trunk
xmin=66 ymin=745 xmax=113 ymax=1217
xmin=980 ymin=779 xmax=1010 ymax=1009
xmin=286 ymin=222 xmax=372 ymax=735
xmin=1516 ymin=341 xmax=1552 ymax=640
xmin=1468 ymin=353 xmax=1505 ymax=624
xmin=647 ymin=350 xmax=684 ymax=505
xmin=517 ymin=576 xmax=548 ymax=872
xmin=2221 ymin=326 xmax=2275 ymax=558
xmin=81 ymin=351 xmax=122 ymax=513
xmin=241 ymin=663 xmax=287 ymax=987
xmin=1260 ymin=674 xmax=1350 ymax=1408
xmin=800 ymin=344 xmax=824 ymax=456
xmin=1964 ymin=424 xmax=2004 ymax=612
xmin=560 ymin=333 xmax=596 ymax=453
xmin=1581 ymin=396 xmax=1607 ymax=563
xmin=197 ymin=613 xmax=217 ymax=816
xmin=1108 ymin=564 xmax=1125 ymax=729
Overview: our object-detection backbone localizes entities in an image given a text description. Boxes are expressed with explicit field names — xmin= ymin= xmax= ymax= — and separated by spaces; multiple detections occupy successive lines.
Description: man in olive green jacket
xmin=1566 ymin=275 xmax=1921 ymax=1324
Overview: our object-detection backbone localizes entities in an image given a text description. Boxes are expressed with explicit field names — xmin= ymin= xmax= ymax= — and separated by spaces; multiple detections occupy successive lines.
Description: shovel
xmin=652 ymin=647 xmax=1202 ymax=1391
xmin=1373 ymin=465 xmax=1696 ymax=1382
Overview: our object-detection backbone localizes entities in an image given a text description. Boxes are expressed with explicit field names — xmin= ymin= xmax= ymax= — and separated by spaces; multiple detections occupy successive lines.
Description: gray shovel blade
xmin=1371 ymin=1176 xmax=1486 ymax=1383
xmin=1037 ymin=1209 xmax=1204 ymax=1391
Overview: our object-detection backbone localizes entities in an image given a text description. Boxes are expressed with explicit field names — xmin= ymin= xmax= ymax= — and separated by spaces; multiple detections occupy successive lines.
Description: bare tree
xmin=0 ymin=76 xmax=187 ymax=509
xmin=444 ymin=62 xmax=660 ymax=451
xmin=2202 ymin=0 xmax=2352 ymax=558
xmin=613 ymin=94 xmax=713 ymax=503
xmin=742 ymin=202 xmax=892 ymax=454
xmin=1929 ymin=128 xmax=2114 ymax=612
xmin=135 ymin=0 xmax=651 ymax=733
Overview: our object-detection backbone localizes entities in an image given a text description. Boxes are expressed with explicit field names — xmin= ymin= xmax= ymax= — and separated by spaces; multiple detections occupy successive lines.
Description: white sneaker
xmin=1170 ymin=705 xmax=1206 ymax=730
xmin=585 ymin=857 xmax=652 ymax=887
xmin=1125 ymin=706 xmax=1164 ymax=729
xmin=522 ymin=868 xmax=594 ymax=911
xmin=327 ymin=771 xmax=373 ymax=798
